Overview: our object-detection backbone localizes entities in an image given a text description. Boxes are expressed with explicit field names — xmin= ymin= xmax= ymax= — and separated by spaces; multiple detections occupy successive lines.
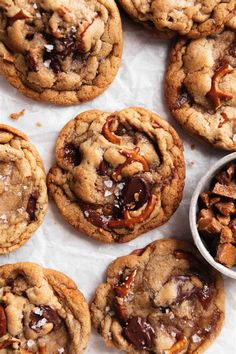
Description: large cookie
xmin=165 ymin=30 xmax=236 ymax=150
xmin=90 ymin=238 xmax=225 ymax=353
xmin=0 ymin=262 xmax=90 ymax=353
xmin=0 ymin=0 xmax=122 ymax=105
xmin=118 ymin=0 xmax=235 ymax=39
xmin=0 ymin=124 xmax=47 ymax=254
xmin=47 ymin=107 xmax=185 ymax=243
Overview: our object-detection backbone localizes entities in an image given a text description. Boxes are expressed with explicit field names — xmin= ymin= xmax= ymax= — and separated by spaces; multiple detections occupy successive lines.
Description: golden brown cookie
xmin=90 ymin=238 xmax=225 ymax=354
xmin=118 ymin=0 xmax=235 ymax=39
xmin=0 ymin=124 xmax=47 ymax=254
xmin=0 ymin=0 xmax=122 ymax=105
xmin=0 ymin=262 xmax=90 ymax=353
xmin=165 ymin=30 xmax=236 ymax=150
xmin=47 ymin=107 xmax=185 ymax=243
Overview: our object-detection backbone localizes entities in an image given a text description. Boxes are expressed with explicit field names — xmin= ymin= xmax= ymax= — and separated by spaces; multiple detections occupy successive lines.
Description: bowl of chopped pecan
xmin=190 ymin=153 xmax=236 ymax=279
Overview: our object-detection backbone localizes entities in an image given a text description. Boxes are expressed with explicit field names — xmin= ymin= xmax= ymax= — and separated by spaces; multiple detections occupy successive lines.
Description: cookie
xmin=90 ymin=238 xmax=225 ymax=353
xmin=47 ymin=107 xmax=185 ymax=243
xmin=165 ymin=30 xmax=236 ymax=150
xmin=0 ymin=0 xmax=122 ymax=105
xmin=0 ymin=262 xmax=90 ymax=353
xmin=0 ymin=124 xmax=47 ymax=254
xmin=118 ymin=0 xmax=235 ymax=39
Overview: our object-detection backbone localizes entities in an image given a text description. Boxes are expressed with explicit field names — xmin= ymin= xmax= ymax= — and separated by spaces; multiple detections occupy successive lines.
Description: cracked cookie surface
xmin=47 ymin=107 xmax=185 ymax=243
xmin=118 ymin=0 xmax=235 ymax=39
xmin=0 ymin=0 xmax=122 ymax=105
xmin=165 ymin=30 xmax=236 ymax=150
xmin=90 ymin=238 xmax=225 ymax=354
xmin=0 ymin=262 xmax=90 ymax=353
xmin=0 ymin=124 xmax=47 ymax=254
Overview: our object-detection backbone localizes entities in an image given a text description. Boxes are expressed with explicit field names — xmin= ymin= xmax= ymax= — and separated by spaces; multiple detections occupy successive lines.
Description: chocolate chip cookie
xmin=0 ymin=262 xmax=90 ymax=353
xmin=90 ymin=238 xmax=225 ymax=353
xmin=166 ymin=30 xmax=236 ymax=150
xmin=0 ymin=0 xmax=122 ymax=105
xmin=118 ymin=0 xmax=235 ymax=39
xmin=47 ymin=107 xmax=185 ymax=243
xmin=0 ymin=124 xmax=47 ymax=254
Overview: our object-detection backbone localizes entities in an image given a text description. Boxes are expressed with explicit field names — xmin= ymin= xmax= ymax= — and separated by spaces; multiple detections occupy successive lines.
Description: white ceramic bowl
xmin=189 ymin=152 xmax=236 ymax=279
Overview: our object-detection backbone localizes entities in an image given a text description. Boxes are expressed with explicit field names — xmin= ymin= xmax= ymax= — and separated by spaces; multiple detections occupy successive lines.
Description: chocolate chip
xmin=98 ymin=160 xmax=109 ymax=176
xmin=29 ymin=306 xmax=61 ymax=332
xmin=26 ymin=192 xmax=38 ymax=223
xmin=122 ymin=316 xmax=155 ymax=350
xmin=50 ymin=58 xmax=61 ymax=74
xmin=0 ymin=305 xmax=7 ymax=337
xmin=64 ymin=143 xmax=82 ymax=166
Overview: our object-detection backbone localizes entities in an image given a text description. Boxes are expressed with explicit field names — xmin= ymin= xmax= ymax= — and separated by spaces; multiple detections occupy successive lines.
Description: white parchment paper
xmin=0 ymin=14 xmax=235 ymax=354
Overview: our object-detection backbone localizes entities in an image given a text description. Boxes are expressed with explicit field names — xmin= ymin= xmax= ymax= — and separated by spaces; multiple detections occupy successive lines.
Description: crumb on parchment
xmin=36 ymin=121 xmax=42 ymax=127
xmin=9 ymin=109 xmax=25 ymax=120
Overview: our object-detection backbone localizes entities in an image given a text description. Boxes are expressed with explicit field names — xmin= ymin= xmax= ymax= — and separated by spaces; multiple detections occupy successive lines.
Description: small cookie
xmin=0 ymin=262 xmax=90 ymax=353
xmin=0 ymin=124 xmax=47 ymax=254
xmin=118 ymin=0 xmax=235 ymax=38
xmin=90 ymin=238 xmax=225 ymax=353
xmin=166 ymin=30 xmax=236 ymax=150
xmin=47 ymin=107 xmax=185 ymax=243
xmin=0 ymin=0 xmax=122 ymax=105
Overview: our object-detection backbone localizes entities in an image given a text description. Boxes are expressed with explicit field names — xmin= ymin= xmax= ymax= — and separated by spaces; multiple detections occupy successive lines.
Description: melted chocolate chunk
xmin=26 ymin=53 xmax=39 ymax=72
xmin=122 ymin=316 xmax=155 ymax=350
xmin=64 ymin=143 xmax=82 ymax=166
xmin=26 ymin=192 xmax=38 ymax=223
xmin=29 ymin=306 xmax=61 ymax=332
xmin=114 ymin=177 xmax=151 ymax=218
xmin=97 ymin=160 xmax=109 ymax=176
xmin=115 ymin=123 xmax=128 ymax=136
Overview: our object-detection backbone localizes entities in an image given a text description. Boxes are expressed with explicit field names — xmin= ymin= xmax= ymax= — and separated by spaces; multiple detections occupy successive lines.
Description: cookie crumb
xmin=9 ymin=109 xmax=25 ymax=120
xmin=36 ymin=121 xmax=42 ymax=127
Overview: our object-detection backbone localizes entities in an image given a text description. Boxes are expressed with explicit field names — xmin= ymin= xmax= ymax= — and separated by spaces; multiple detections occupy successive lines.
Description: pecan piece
xmin=112 ymin=147 xmax=149 ymax=182
xmin=220 ymin=226 xmax=234 ymax=244
xmin=207 ymin=64 xmax=234 ymax=110
xmin=197 ymin=215 xmax=222 ymax=235
xmin=102 ymin=116 xmax=121 ymax=145
xmin=0 ymin=336 xmax=21 ymax=349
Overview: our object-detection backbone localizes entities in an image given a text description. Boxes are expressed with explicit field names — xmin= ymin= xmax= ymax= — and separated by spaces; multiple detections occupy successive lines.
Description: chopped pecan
xmin=198 ymin=208 xmax=214 ymax=219
xmin=163 ymin=337 xmax=188 ymax=354
xmin=212 ymin=183 xmax=236 ymax=199
xmin=216 ymin=243 xmax=236 ymax=267
xmin=215 ymin=202 xmax=235 ymax=216
xmin=38 ymin=344 xmax=46 ymax=354
xmin=108 ymin=194 xmax=156 ymax=230
xmin=207 ymin=64 xmax=234 ymax=110
xmin=112 ymin=147 xmax=149 ymax=182
xmin=102 ymin=116 xmax=121 ymax=144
